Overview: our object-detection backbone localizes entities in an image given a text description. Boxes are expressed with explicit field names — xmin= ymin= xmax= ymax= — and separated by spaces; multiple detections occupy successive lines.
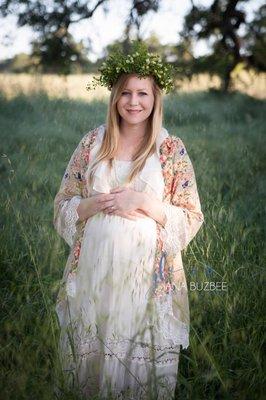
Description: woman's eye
xmin=121 ymin=92 xmax=147 ymax=96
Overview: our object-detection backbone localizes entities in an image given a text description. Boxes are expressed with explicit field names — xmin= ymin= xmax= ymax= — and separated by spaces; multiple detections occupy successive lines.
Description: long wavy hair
xmin=88 ymin=73 xmax=163 ymax=184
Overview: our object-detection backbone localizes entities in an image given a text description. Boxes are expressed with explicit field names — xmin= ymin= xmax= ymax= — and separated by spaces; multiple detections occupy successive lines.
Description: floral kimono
xmin=53 ymin=124 xmax=204 ymax=398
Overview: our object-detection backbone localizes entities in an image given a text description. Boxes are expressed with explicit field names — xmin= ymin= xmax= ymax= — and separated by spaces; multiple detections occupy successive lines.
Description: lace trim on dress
xmin=60 ymin=196 xmax=81 ymax=247
xmin=62 ymin=275 xmax=189 ymax=350
xmin=59 ymin=293 xmax=188 ymax=371
xmin=65 ymin=271 xmax=77 ymax=298
xmin=152 ymin=293 xmax=189 ymax=349
xmin=162 ymin=203 xmax=189 ymax=255
xmin=61 ymin=329 xmax=181 ymax=366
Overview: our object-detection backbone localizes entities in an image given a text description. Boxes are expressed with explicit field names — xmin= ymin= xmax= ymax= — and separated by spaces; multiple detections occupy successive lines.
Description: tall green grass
xmin=0 ymin=90 xmax=265 ymax=399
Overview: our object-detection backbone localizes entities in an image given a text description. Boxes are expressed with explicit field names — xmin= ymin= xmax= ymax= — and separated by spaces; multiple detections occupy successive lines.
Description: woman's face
xmin=116 ymin=75 xmax=155 ymax=127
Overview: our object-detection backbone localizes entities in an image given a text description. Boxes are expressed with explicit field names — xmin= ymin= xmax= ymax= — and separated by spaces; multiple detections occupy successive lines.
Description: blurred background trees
xmin=0 ymin=0 xmax=265 ymax=91
xmin=0 ymin=0 xmax=109 ymax=73
xmin=179 ymin=0 xmax=266 ymax=91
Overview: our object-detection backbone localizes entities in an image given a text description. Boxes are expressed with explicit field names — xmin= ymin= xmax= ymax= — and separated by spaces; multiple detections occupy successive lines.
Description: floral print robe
xmin=53 ymin=124 xmax=204 ymax=350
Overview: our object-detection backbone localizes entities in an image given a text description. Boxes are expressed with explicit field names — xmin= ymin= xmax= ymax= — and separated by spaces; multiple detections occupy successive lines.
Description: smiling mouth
xmin=126 ymin=110 xmax=142 ymax=113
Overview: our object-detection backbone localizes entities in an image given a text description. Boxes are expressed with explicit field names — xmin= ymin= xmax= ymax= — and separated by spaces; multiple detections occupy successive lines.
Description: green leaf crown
xmin=86 ymin=41 xmax=175 ymax=94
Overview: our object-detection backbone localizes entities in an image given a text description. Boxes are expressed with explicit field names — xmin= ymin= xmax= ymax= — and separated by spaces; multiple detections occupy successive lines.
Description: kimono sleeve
xmin=53 ymin=135 xmax=87 ymax=247
xmin=162 ymin=137 xmax=204 ymax=254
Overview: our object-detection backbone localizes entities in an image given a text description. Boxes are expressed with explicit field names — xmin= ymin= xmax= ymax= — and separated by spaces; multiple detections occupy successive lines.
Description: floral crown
xmin=86 ymin=41 xmax=175 ymax=94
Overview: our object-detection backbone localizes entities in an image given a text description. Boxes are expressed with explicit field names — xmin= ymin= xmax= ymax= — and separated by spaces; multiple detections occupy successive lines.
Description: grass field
xmin=0 ymin=85 xmax=265 ymax=399
xmin=0 ymin=71 xmax=266 ymax=100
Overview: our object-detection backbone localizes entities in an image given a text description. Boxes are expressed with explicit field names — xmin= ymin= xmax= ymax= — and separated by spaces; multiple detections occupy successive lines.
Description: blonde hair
xmin=88 ymin=73 xmax=163 ymax=185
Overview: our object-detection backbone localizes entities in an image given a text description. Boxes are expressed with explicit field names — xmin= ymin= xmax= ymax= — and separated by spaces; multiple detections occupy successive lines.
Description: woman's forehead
xmin=123 ymin=75 xmax=153 ymax=90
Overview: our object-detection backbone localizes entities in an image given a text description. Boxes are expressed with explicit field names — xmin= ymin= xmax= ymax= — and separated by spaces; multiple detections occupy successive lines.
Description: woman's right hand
xmin=77 ymin=193 xmax=115 ymax=222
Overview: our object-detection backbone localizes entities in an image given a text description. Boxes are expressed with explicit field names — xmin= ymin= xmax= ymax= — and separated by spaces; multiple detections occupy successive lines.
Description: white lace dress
xmin=57 ymin=149 xmax=182 ymax=399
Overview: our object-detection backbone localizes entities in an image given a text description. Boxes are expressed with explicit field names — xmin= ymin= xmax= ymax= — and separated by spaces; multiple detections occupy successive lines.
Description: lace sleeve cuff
xmin=162 ymin=203 xmax=189 ymax=255
xmin=59 ymin=196 xmax=82 ymax=247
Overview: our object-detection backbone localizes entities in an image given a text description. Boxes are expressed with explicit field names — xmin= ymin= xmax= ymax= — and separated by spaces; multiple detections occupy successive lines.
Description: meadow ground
xmin=0 ymin=83 xmax=265 ymax=399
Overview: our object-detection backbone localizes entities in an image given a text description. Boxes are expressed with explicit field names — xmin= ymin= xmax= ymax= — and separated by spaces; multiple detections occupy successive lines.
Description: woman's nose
xmin=129 ymin=94 xmax=139 ymax=106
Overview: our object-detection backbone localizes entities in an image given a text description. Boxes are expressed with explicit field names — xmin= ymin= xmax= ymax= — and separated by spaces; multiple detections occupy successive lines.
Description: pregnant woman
xmin=53 ymin=42 xmax=204 ymax=399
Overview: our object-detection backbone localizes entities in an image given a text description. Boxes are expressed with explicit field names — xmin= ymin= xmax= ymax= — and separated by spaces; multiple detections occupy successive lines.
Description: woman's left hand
xmin=103 ymin=187 xmax=145 ymax=214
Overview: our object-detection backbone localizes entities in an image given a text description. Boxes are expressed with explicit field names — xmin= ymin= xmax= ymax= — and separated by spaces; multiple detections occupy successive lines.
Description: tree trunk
xmin=221 ymin=62 xmax=236 ymax=92
xmin=222 ymin=69 xmax=231 ymax=92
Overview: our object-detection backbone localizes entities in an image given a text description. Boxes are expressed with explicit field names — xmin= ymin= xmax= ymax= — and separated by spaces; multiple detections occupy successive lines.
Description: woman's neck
xmin=116 ymin=120 xmax=148 ymax=160
xmin=119 ymin=120 xmax=147 ymax=142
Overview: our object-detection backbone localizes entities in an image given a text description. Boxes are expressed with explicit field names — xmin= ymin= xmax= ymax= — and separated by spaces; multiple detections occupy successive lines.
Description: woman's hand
xmin=106 ymin=186 xmax=166 ymax=226
xmin=77 ymin=190 xmax=147 ymax=222
xmin=77 ymin=187 xmax=166 ymax=226
xmin=77 ymin=193 xmax=116 ymax=221
xmin=110 ymin=209 xmax=147 ymax=221
xmin=104 ymin=187 xmax=145 ymax=214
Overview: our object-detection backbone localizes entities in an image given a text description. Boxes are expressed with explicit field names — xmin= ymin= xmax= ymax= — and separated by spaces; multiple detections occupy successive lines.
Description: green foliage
xmin=0 ymin=90 xmax=265 ymax=399
xmin=0 ymin=0 xmax=108 ymax=75
xmin=179 ymin=0 xmax=266 ymax=91
xmin=0 ymin=53 xmax=39 ymax=73
xmin=86 ymin=40 xmax=176 ymax=93
xmin=32 ymin=32 xmax=90 ymax=75
xmin=244 ymin=4 xmax=266 ymax=72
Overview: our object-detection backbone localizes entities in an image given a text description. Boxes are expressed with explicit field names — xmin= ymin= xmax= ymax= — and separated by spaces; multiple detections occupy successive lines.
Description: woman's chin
xmin=122 ymin=114 xmax=148 ymax=125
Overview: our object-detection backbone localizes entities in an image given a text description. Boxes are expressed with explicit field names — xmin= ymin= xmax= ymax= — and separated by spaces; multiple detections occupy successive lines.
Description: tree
xmin=0 ymin=0 xmax=108 ymax=74
xmin=123 ymin=0 xmax=161 ymax=52
xmin=180 ymin=0 xmax=248 ymax=91
xmin=244 ymin=4 xmax=266 ymax=72
xmin=88 ymin=1 xmax=163 ymax=61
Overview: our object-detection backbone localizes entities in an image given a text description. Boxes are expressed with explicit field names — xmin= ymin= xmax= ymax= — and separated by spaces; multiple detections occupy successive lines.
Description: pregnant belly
xmin=84 ymin=211 xmax=157 ymax=249
xmin=77 ymin=211 xmax=158 ymax=306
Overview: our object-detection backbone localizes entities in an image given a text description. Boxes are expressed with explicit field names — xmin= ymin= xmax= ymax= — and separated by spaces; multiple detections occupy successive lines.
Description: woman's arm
xmin=138 ymin=193 xmax=166 ymax=226
xmin=155 ymin=136 xmax=204 ymax=254
xmin=54 ymin=132 xmax=93 ymax=246
xmin=113 ymin=136 xmax=204 ymax=254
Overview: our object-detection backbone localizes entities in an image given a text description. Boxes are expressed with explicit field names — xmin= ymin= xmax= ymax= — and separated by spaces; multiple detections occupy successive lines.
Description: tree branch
xmin=70 ymin=0 xmax=107 ymax=24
